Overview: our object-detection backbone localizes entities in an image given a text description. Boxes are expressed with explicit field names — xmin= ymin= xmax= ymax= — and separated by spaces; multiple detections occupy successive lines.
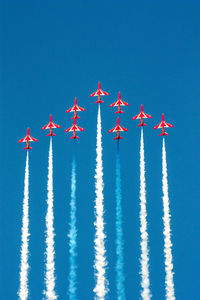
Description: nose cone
xmin=118 ymin=91 xmax=121 ymax=99
xmin=162 ymin=113 xmax=165 ymax=121
xmin=98 ymin=82 xmax=101 ymax=89
xmin=50 ymin=114 xmax=53 ymax=122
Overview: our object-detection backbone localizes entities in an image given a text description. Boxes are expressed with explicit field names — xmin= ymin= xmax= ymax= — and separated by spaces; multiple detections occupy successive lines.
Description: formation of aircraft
xmin=153 ymin=113 xmax=173 ymax=136
xmin=132 ymin=104 xmax=152 ymax=126
xmin=18 ymin=128 xmax=38 ymax=150
xmin=65 ymin=119 xmax=84 ymax=139
xmin=18 ymin=82 xmax=174 ymax=149
xmin=110 ymin=92 xmax=129 ymax=114
xmin=41 ymin=115 xmax=61 ymax=136
xmin=108 ymin=117 xmax=128 ymax=140
xmin=90 ymin=82 xmax=109 ymax=103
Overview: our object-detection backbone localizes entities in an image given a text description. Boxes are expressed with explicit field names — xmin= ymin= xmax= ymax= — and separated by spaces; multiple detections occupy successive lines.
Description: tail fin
xmin=47 ymin=133 xmax=56 ymax=136
xmin=159 ymin=132 xmax=168 ymax=136
xmin=71 ymin=116 xmax=80 ymax=120
xmin=114 ymin=136 xmax=123 ymax=140
xmin=95 ymin=100 xmax=104 ymax=104
xmin=23 ymin=146 xmax=32 ymax=150
xmin=138 ymin=123 xmax=147 ymax=127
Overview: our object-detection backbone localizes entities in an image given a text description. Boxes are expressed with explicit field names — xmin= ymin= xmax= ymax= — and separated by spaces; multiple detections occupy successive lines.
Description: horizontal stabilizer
xmin=23 ymin=146 xmax=32 ymax=150
xmin=47 ymin=133 xmax=56 ymax=136
xmin=159 ymin=132 xmax=168 ymax=136
xmin=95 ymin=100 xmax=104 ymax=104
xmin=114 ymin=136 xmax=123 ymax=140
xmin=115 ymin=110 xmax=124 ymax=114
xmin=138 ymin=123 xmax=147 ymax=127
xmin=70 ymin=136 xmax=79 ymax=139
xmin=71 ymin=116 xmax=80 ymax=119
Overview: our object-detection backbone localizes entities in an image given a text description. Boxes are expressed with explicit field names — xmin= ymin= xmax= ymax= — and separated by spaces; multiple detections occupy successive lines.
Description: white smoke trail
xmin=93 ymin=104 xmax=108 ymax=300
xmin=115 ymin=143 xmax=125 ymax=300
xmin=68 ymin=156 xmax=77 ymax=300
xmin=18 ymin=151 xmax=30 ymax=300
xmin=139 ymin=128 xmax=151 ymax=300
xmin=162 ymin=138 xmax=175 ymax=300
xmin=44 ymin=137 xmax=57 ymax=300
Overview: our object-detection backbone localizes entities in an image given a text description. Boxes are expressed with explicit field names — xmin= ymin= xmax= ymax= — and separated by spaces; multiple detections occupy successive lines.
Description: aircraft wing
xmin=65 ymin=124 xmax=84 ymax=132
xmin=108 ymin=125 xmax=128 ymax=133
xmin=18 ymin=136 xmax=27 ymax=143
xmin=90 ymin=89 xmax=109 ymax=97
xmin=29 ymin=136 xmax=38 ymax=142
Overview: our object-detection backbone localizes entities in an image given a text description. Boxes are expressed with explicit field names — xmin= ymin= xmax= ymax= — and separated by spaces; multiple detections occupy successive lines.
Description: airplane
xmin=66 ymin=97 xmax=85 ymax=119
xmin=90 ymin=82 xmax=109 ymax=104
xmin=18 ymin=128 xmax=38 ymax=149
xmin=109 ymin=92 xmax=129 ymax=113
xmin=65 ymin=119 xmax=84 ymax=139
xmin=132 ymin=104 xmax=152 ymax=126
xmin=108 ymin=117 xmax=128 ymax=140
xmin=153 ymin=113 xmax=173 ymax=136
xmin=41 ymin=114 xmax=61 ymax=136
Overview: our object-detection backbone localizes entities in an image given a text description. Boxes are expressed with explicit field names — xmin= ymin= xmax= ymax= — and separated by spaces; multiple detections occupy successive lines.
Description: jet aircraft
xmin=18 ymin=128 xmax=38 ymax=149
xmin=41 ymin=114 xmax=61 ymax=136
xmin=65 ymin=119 xmax=84 ymax=139
xmin=110 ymin=92 xmax=129 ymax=113
xmin=66 ymin=97 xmax=85 ymax=119
xmin=132 ymin=104 xmax=152 ymax=126
xmin=108 ymin=117 xmax=128 ymax=140
xmin=90 ymin=82 xmax=109 ymax=104
xmin=153 ymin=113 xmax=173 ymax=136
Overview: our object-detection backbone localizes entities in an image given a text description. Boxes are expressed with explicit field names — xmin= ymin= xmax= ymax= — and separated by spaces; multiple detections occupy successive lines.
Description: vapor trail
xmin=115 ymin=142 xmax=125 ymax=300
xmin=44 ymin=137 xmax=57 ymax=300
xmin=68 ymin=155 xmax=77 ymax=300
xmin=139 ymin=128 xmax=151 ymax=300
xmin=93 ymin=104 xmax=108 ymax=300
xmin=18 ymin=151 xmax=30 ymax=300
xmin=162 ymin=138 xmax=175 ymax=300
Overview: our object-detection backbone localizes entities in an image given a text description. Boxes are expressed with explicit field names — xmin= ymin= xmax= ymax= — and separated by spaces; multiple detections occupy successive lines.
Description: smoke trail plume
xmin=18 ymin=151 xmax=30 ymax=300
xmin=139 ymin=128 xmax=151 ymax=300
xmin=162 ymin=138 xmax=175 ymax=300
xmin=115 ymin=142 xmax=125 ymax=300
xmin=93 ymin=104 xmax=108 ymax=300
xmin=68 ymin=155 xmax=77 ymax=300
xmin=44 ymin=137 xmax=57 ymax=300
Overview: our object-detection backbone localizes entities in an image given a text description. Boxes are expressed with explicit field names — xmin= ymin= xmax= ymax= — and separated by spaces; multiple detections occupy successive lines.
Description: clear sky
xmin=1 ymin=1 xmax=200 ymax=299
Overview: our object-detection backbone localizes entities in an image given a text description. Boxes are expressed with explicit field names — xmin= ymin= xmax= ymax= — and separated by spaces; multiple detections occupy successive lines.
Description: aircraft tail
xmin=159 ymin=132 xmax=168 ymax=136
xmin=71 ymin=116 xmax=80 ymax=120
xmin=114 ymin=136 xmax=123 ymax=140
xmin=95 ymin=100 xmax=104 ymax=104
xmin=138 ymin=123 xmax=147 ymax=127
xmin=47 ymin=133 xmax=56 ymax=136
xmin=23 ymin=146 xmax=32 ymax=150
xmin=115 ymin=110 xmax=124 ymax=114
xmin=70 ymin=136 xmax=79 ymax=139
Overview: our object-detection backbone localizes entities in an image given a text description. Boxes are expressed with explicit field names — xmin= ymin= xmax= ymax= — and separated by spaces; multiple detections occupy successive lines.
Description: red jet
xmin=66 ymin=97 xmax=85 ymax=120
xmin=18 ymin=128 xmax=38 ymax=150
xmin=41 ymin=114 xmax=61 ymax=136
xmin=108 ymin=117 xmax=128 ymax=140
xmin=65 ymin=119 xmax=84 ymax=139
xmin=132 ymin=104 xmax=152 ymax=126
xmin=110 ymin=92 xmax=129 ymax=114
xmin=90 ymin=82 xmax=109 ymax=104
xmin=153 ymin=113 xmax=173 ymax=136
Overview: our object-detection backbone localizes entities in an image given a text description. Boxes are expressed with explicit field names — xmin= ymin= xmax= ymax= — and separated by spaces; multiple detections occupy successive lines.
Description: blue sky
xmin=1 ymin=1 xmax=200 ymax=299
